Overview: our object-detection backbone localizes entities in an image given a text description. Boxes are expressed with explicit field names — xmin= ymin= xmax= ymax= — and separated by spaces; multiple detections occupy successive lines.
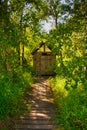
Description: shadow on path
xmin=15 ymin=76 xmax=58 ymax=130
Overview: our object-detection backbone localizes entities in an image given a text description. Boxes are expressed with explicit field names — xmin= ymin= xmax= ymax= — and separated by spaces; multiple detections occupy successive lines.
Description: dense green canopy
xmin=0 ymin=0 xmax=87 ymax=129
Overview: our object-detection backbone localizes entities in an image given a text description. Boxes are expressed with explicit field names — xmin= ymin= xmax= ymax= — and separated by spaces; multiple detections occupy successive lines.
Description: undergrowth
xmin=49 ymin=76 xmax=87 ymax=130
xmin=0 ymin=65 xmax=33 ymax=129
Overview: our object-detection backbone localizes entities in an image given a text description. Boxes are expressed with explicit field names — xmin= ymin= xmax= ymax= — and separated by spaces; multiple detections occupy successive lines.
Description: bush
xmin=60 ymin=89 xmax=87 ymax=130
xmin=0 ymin=67 xmax=33 ymax=120
xmin=49 ymin=76 xmax=87 ymax=130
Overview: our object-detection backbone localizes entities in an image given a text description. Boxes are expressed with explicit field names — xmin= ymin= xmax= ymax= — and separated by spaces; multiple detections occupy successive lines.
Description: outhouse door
xmin=40 ymin=53 xmax=55 ymax=75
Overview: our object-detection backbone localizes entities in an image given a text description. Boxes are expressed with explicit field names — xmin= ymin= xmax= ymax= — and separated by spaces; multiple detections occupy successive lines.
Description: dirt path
xmin=15 ymin=77 xmax=58 ymax=130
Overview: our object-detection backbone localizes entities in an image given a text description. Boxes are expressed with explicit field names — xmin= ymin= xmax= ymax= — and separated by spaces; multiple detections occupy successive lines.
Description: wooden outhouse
xmin=32 ymin=42 xmax=56 ymax=76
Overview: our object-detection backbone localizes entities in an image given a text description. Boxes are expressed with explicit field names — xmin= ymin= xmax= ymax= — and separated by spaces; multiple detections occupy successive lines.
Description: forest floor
xmin=14 ymin=76 xmax=59 ymax=130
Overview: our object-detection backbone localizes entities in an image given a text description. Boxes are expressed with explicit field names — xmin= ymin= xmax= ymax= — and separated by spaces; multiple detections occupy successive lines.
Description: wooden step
xmin=20 ymin=115 xmax=52 ymax=120
xmin=16 ymin=124 xmax=56 ymax=129
xmin=16 ymin=119 xmax=54 ymax=125
xmin=31 ymin=110 xmax=53 ymax=114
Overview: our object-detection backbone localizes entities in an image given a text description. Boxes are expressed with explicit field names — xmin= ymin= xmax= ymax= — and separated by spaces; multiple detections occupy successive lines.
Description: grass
xmin=0 ymin=64 xmax=33 ymax=130
xmin=49 ymin=75 xmax=87 ymax=130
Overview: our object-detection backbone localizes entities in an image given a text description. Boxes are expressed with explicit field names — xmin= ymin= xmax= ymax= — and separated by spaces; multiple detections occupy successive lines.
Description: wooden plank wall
xmin=33 ymin=52 xmax=56 ymax=75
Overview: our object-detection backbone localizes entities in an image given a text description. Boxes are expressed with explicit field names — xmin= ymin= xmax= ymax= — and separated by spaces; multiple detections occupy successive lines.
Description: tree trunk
xmin=55 ymin=14 xmax=58 ymax=28
xmin=22 ymin=44 xmax=24 ymax=65
xmin=17 ymin=43 xmax=21 ymax=65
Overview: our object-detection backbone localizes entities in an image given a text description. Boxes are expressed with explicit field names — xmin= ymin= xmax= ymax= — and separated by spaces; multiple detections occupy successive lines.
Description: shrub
xmin=0 ymin=67 xmax=33 ymax=120
xmin=60 ymin=89 xmax=87 ymax=130
xmin=49 ymin=76 xmax=87 ymax=130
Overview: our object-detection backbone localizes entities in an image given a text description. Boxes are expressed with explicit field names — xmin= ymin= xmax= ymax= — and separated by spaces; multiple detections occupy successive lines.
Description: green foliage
xmin=0 ymin=67 xmax=33 ymax=120
xmin=50 ymin=76 xmax=87 ymax=130
xmin=0 ymin=0 xmax=87 ymax=130
xmin=60 ymin=89 xmax=87 ymax=130
xmin=0 ymin=0 xmax=43 ymax=123
xmin=48 ymin=1 xmax=87 ymax=129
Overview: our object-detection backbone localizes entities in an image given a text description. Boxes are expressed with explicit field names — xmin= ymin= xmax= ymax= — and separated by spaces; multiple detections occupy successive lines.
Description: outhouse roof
xmin=31 ymin=42 xmax=52 ymax=55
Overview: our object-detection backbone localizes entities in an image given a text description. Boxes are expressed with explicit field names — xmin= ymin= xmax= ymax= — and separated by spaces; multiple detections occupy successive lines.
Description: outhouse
xmin=32 ymin=42 xmax=56 ymax=76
